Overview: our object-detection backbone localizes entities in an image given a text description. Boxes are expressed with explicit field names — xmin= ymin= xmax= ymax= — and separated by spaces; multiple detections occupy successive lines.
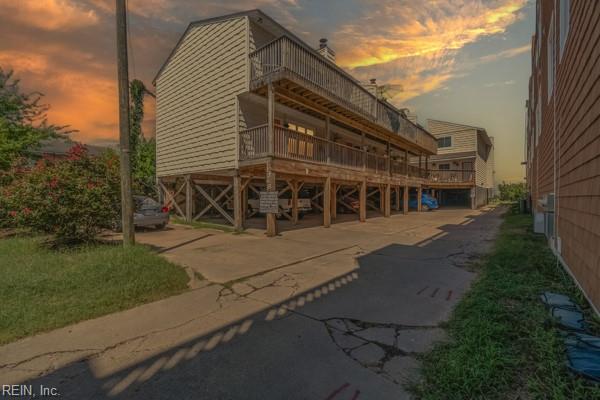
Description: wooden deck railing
xmin=429 ymin=169 xmax=475 ymax=184
xmin=239 ymin=125 xmax=428 ymax=179
xmin=249 ymin=36 xmax=438 ymax=155
xmin=250 ymin=36 xmax=377 ymax=119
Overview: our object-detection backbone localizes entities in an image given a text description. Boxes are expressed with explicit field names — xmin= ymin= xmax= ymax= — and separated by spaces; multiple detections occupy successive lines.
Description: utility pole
xmin=116 ymin=0 xmax=135 ymax=246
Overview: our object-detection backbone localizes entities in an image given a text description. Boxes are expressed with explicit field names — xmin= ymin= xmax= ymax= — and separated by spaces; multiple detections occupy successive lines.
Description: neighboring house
xmin=525 ymin=1 xmax=600 ymax=311
xmin=416 ymin=119 xmax=495 ymax=209
xmin=154 ymin=9 xmax=438 ymax=235
xmin=28 ymin=138 xmax=107 ymax=162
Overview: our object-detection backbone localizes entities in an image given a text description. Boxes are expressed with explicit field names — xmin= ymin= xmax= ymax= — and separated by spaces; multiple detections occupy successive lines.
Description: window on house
xmin=437 ymin=136 xmax=452 ymax=148
xmin=287 ymin=123 xmax=314 ymax=136
xmin=286 ymin=122 xmax=315 ymax=158
xmin=547 ymin=14 xmax=555 ymax=102
xmin=439 ymin=164 xmax=450 ymax=170
xmin=559 ymin=0 xmax=570 ymax=60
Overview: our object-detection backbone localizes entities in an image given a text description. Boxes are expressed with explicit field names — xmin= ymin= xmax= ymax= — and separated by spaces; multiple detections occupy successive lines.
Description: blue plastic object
xmin=551 ymin=306 xmax=586 ymax=331
xmin=540 ymin=291 xmax=578 ymax=309
xmin=408 ymin=193 xmax=439 ymax=210
xmin=565 ymin=335 xmax=600 ymax=381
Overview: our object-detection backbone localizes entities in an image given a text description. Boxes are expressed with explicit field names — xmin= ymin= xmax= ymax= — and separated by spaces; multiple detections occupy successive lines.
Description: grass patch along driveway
xmin=0 ymin=236 xmax=189 ymax=345
xmin=414 ymin=207 xmax=600 ymax=399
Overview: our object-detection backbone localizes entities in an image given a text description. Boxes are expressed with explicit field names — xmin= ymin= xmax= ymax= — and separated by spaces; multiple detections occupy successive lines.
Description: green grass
xmin=414 ymin=205 xmax=600 ymax=400
xmin=0 ymin=236 xmax=189 ymax=345
xmin=172 ymin=217 xmax=235 ymax=233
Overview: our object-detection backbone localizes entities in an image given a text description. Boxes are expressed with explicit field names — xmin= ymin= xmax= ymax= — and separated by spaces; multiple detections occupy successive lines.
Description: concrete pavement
xmin=0 ymin=206 xmax=504 ymax=399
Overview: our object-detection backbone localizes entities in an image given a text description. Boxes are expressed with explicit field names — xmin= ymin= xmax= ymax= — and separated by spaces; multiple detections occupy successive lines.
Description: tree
xmin=129 ymin=79 xmax=157 ymax=196
xmin=0 ymin=68 xmax=67 ymax=171
xmin=498 ymin=181 xmax=527 ymax=202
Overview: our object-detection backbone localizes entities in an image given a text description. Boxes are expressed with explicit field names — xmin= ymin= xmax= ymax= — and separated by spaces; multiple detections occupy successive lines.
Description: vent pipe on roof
xmin=317 ymin=38 xmax=336 ymax=63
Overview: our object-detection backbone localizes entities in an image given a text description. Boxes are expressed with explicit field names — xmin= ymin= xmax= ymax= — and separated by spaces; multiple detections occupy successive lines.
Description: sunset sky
xmin=0 ymin=0 xmax=534 ymax=183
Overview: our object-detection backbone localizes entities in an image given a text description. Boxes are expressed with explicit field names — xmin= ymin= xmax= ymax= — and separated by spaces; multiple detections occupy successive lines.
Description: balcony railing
xmin=249 ymin=36 xmax=437 ymax=154
xmin=239 ymin=125 xmax=428 ymax=179
xmin=429 ymin=169 xmax=475 ymax=184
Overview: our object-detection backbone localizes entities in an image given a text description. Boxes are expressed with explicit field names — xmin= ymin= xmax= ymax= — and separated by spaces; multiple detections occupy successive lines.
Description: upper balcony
xmin=249 ymin=35 xmax=437 ymax=155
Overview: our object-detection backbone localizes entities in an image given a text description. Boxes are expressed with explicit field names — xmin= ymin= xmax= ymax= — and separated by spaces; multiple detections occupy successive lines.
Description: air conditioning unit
xmin=534 ymin=212 xmax=545 ymax=233
xmin=545 ymin=212 xmax=555 ymax=238
xmin=547 ymin=193 xmax=555 ymax=212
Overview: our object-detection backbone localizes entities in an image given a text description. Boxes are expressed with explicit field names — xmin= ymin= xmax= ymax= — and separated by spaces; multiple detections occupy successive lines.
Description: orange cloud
xmin=335 ymin=0 xmax=527 ymax=103
xmin=479 ymin=44 xmax=530 ymax=62
xmin=2 ymin=0 xmax=99 ymax=31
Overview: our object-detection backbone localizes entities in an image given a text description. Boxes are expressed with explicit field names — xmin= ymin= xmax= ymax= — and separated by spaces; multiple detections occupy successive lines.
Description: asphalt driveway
xmin=0 ymin=206 xmax=504 ymax=399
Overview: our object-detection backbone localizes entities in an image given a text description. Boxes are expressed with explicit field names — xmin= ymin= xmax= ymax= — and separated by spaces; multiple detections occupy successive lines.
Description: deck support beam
xmin=266 ymin=161 xmax=277 ymax=237
xmin=185 ymin=175 xmax=193 ymax=222
xmin=403 ymin=185 xmax=409 ymax=215
xmin=384 ymin=183 xmax=391 ymax=217
xmin=417 ymin=186 xmax=423 ymax=212
xmin=323 ymin=176 xmax=331 ymax=228
xmin=359 ymin=179 xmax=367 ymax=222
xmin=395 ymin=186 xmax=401 ymax=211
xmin=331 ymin=183 xmax=338 ymax=220
xmin=233 ymin=174 xmax=243 ymax=232
xmin=267 ymin=83 xmax=275 ymax=156
xmin=291 ymin=180 xmax=299 ymax=225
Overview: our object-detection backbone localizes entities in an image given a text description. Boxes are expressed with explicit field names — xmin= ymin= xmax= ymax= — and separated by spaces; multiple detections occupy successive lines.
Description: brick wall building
xmin=525 ymin=0 xmax=600 ymax=310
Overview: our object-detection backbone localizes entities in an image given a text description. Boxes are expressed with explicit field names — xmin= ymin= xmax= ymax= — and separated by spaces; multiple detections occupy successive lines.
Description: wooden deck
xmin=248 ymin=35 xmax=437 ymax=155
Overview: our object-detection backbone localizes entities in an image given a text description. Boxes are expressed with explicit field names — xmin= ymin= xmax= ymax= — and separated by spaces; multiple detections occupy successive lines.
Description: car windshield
xmin=134 ymin=196 xmax=160 ymax=210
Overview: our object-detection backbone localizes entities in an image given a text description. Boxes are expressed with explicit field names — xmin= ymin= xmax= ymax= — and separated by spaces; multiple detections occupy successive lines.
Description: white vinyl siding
xmin=427 ymin=120 xmax=477 ymax=155
xmin=155 ymin=17 xmax=248 ymax=176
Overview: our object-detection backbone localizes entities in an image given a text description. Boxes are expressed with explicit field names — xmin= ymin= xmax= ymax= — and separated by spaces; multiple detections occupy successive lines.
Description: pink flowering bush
xmin=0 ymin=145 xmax=120 ymax=243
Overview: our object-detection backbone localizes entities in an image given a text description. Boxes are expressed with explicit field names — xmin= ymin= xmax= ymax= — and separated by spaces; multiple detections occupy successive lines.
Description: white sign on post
xmin=259 ymin=191 xmax=279 ymax=214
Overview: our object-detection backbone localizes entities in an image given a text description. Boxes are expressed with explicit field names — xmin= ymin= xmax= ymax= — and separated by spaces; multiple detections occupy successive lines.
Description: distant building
xmin=525 ymin=1 xmax=600 ymax=310
xmin=418 ymin=119 xmax=495 ymax=209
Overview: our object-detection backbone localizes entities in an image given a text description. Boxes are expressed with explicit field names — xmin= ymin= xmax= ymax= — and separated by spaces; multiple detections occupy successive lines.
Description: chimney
xmin=317 ymin=38 xmax=336 ymax=63
xmin=364 ymin=78 xmax=378 ymax=97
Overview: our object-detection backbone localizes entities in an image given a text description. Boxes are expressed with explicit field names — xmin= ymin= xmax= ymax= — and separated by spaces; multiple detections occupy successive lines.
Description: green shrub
xmin=498 ymin=181 xmax=527 ymax=202
xmin=0 ymin=144 xmax=120 ymax=243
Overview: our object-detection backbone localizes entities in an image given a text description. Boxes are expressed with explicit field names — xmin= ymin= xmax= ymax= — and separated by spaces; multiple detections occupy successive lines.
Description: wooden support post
xmin=404 ymin=149 xmax=409 ymax=176
xmin=233 ymin=174 xmax=243 ymax=232
xmin=268 ymin=83 xmax=275 ymax=156
xmin=331 ymin=183 xmax=337 ymax=220
xmin=419 ymin=154 xmax=422 ymax=170
xmin=384 ymin=183 xmax=391 ymax=217
xmin=359 ymin=180 xmax=367 ymax=222
xmin=387 ymin=141 xmax=391 ymax=176
xmin=185 ymin=175 xmax=193 ymax=223
xmin=379 ymin=185 xmax=385 ymax=214
xmin=425 ymin=155 xmax=429 ymax=174
xmin=403 ymin=185 xmax=409 ymax=215
xmin=417 ymin=186 xmax=423 ymax=212
xmin=323 ymin=176 xmax=331 ymax=228
xmin=266 ymin=162 xmax=277 ymax=237
xmin=361 ymin=133 xmax=366 ymax=171
xmin=242 ymin=183 xmax=248 ymax=224
xmin=326 ymin=115 xmax=331 ymax=164
xmin=292 ymin=180 xmax=299 ymax=225
xmin=395 ymin=186 xmax=401 ymax=211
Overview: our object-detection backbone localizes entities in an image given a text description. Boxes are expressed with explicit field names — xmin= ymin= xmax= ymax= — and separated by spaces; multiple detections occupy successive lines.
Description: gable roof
xmin=153 ymin=9 xmax=307 ymax=85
